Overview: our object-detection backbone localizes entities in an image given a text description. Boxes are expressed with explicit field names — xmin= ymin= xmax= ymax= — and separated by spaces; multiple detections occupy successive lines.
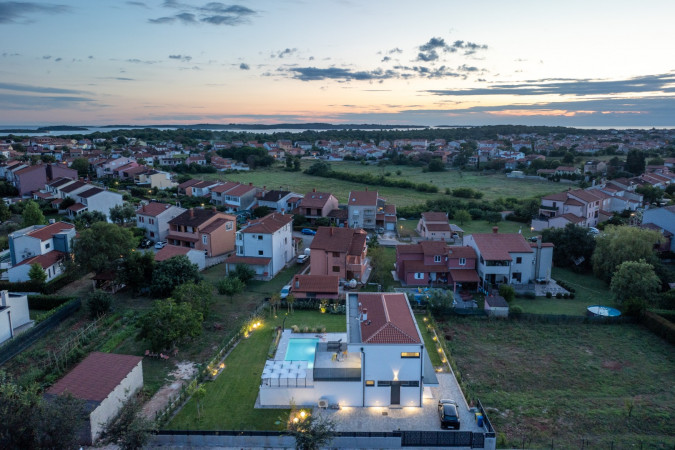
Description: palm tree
xmin=286 ymin=294 xmax=295 ymax=314
xmin=269 ymin=293 xmax=280 ymax=317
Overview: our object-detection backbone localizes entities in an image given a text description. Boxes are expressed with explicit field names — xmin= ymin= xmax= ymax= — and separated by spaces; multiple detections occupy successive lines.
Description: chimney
xmin=361 ymin=308 xmax=368 ymax=322
xmin=142 ymin=204 xmax=146 ymax=212
xmin=312 ymin=188 xmax=316 ymax=192
xmin=492 ymin=226 xmax=498 ymax=234
xmin=189 ymin=208 xmax=194 ymax=218
xmin=212 ymin=206 xmax=217 ymax=213
xmin=330 ymin=228 xmax=333 ymax=236
xmin=249 ymin=182 xmax=252 ymax=186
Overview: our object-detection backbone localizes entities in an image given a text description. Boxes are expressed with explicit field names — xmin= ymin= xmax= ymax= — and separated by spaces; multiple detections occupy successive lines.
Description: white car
xmin=155 ymin=240 xmax=167 ymax=249
xmin=589 ymin=227 xmax=600 ymax=235
xmin=280 ymin=285 xmax=292 ymax=299
xmin=297 ymin=254 xmax=309 ymax=264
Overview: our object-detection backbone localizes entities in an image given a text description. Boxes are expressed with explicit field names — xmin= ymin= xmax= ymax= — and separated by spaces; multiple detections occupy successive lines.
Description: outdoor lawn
xmin=441 ymin=317 xmax=675 ymax=448
xmin=167 ymin=310 xmax=346 ymax=430
xmin=203 ymin=161 xmax=567 ymax=207
xmin=398 ymin=217 xmax=536 ymax=239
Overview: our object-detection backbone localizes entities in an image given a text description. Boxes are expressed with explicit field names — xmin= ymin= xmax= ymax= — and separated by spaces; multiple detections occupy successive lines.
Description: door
xmin=390 ymin=381 xmax=401 ymax=405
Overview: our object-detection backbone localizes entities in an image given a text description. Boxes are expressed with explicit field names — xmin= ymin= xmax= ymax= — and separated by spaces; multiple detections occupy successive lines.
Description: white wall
xmin=87 ymin=191 xmax=124 ymax=221
xmin=259 ymin=381 xmax=361 ymax=407
xmin=10 ymin=234 xmax=42 ymax=264
xmin=89 ymin=361 xmax=143 ymax=444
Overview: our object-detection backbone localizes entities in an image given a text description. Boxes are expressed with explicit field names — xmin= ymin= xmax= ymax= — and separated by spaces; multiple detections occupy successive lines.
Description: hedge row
xmin=642 ymin=311 xmax=675 ymax=345
xmin=28 ymin=295 xmax=76 ymax=311
xmin=0 ymin=270 xmax=83 ymax=295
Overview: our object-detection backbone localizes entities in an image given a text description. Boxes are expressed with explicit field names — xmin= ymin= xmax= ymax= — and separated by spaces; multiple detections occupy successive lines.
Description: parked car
xmin=438 ymin=399 xmax=460 ymax=430
xmin=376 ymin=227 xmax=385 ymax=234
xmin=301 ymin=228 xmax=316 ymax=235
xmin=139 ymin=238 xmax=153 ymax=249
xmin=280 ymin=285 xmax=292 ymax=299
xmin=154 ymin=240 xmax=167 ymax=249
xmin=589 ymin=227 xmax=600 ymax=235
xmin=297 ymin=254 xmax=309 ymax=264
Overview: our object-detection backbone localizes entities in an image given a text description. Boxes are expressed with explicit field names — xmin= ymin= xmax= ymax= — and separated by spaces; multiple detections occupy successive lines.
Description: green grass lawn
xmin=398 ymin=218 xmax=536 ymax=239
xmin=167 ymin=310 xmax=345 ymax=430
xmin=441 ymin=317 xmax=675 ymax=448
xmin=416 ymin=314 xmax=442 ymax=367
xmin=202 ymin=161 xmax=567 ymax=207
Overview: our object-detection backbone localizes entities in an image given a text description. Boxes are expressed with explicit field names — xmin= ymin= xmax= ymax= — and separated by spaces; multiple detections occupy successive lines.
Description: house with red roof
xmin=309 ymin=227 xmax=369 ymax=282
xmin=416 ymin=212 xmax=455 ymax=241
xmin=45 ymin=352 xmax=143 ymax=445
xmin=225 ymin=212 xmax=294 ymax=280
xmin=347 ymin=189 xmax=383 ymax=230
xmin=154 ymin=244 xmax=206 ymax=270
xmin=296 ymin=189 xmax=339 ymax=223
xmin=135 ymin=202 xmax=186 ymax=241
xmin=290 ymin=274 xmax=339 ymax=299
xmin=465 ymin=228 xmax=553 ymax=290
xmin=210 ymin=182 xmax=259 ymax=212
xmin=8 ymin=221 xmax=76 ymax=266
xmin=68 ymin=185 xmax=124 ymax=221
xmin=259 ymin=292 xmax=437 ymax=408
xmin=166 ymin=208 xmax=236 ymax=257
xmin=396 ymin=242 xmax=479 ymax=290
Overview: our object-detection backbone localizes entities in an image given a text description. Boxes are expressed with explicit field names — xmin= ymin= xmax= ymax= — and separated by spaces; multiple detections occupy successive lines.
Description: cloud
xmin=2 ymin=52 xmax=20 ymax=57
xmin=42 ymin=55 xmax=51 ymax=59
xmin=0 ymin=92 xmax=95 ymax=110
xmin=286 ymin=67 xmax=399 ymax=82
xmin=420 ymin=37 xmax=450 ymax=52
xmin=381 ymin=56 xmax=391 ymax=63
xmin=54 ymin=57 xmax=62 ymax=62
xmin=426 ymin=73 xmax=675 ymax=97
xmin=416 ymin=50 xmax=439 ymax=62
xmin=388 ymin=47 xmax=403 ymax=54
xmin=126 ymin=1 xmax=148 ymax=7
xmin=149 ymin=2 xmax=256 ymax=26
xmin=239 ymin=62 xmax=250 ymax=70
xmin=126 ymin=58 xmax=157 ymax=64
xmin=271 ymin=48 xmax=297 ymax=59
xmin=0 ymin=81 xmax=88 ymax=95
xmin=0 ymin=1 xmax=70 ymax=24
xmin=169 ymin=54 xmax=192 ymax=62
xmin=416 ymin=37 xmax=488 ymax=61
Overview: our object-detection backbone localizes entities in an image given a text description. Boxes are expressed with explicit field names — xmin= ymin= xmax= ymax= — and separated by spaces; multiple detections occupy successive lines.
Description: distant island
xmin=99 ymin=123 xmax=427 ymax=130
xmin=0 ymin=125 xmax=90 ymax=133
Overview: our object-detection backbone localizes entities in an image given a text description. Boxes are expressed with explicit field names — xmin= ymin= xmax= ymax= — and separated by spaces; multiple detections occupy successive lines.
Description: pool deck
xmin=274 ymin=330 xmax=347 ymax=361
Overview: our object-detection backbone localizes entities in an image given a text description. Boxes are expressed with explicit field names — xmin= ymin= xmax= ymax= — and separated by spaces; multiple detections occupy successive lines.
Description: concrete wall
xmin=86 ymin=191 xmax=124 ymax=221
xmin=259 ymin=381 xmax=361 ymax=407
xmin=88 ymin=361 xmax=143 ymax=444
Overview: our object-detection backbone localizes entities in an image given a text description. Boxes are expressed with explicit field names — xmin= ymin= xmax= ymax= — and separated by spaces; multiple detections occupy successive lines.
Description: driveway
xmin=313 ymin=373 xmax=485 ymax=433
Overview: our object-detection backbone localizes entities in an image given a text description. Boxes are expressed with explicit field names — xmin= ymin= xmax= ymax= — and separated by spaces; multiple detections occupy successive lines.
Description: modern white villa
xmin=259 ymin=292 xmax=438 ymax=408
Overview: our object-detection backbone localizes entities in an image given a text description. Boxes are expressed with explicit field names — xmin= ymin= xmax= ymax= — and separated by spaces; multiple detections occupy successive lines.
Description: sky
xmin=0 ymin=0 xmax=674 ymax=127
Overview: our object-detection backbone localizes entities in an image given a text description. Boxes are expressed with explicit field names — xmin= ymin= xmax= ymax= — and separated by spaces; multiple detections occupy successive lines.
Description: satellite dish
xmin=349 ymin=279 xmax=357 ymax=288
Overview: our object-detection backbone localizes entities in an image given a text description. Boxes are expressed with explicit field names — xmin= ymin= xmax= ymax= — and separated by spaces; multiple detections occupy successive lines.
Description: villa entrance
xmin=390 ymin=381 xmax=401 ymax=405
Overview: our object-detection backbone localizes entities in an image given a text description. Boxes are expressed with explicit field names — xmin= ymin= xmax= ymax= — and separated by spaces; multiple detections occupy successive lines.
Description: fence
xmin=0 ymin=298 xmax=81 ymax=366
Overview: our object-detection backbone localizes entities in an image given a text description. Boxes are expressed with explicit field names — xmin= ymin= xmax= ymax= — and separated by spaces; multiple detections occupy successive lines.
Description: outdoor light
xmin=437 ymin=348 xmax=442 ymax=353
xmin=300 ymin=411 xmax=306 ymax=418
xmin=293 ymin=417 xmax=299 ymax=423
xmin=219 ymin=363 xmax=225 ymax=369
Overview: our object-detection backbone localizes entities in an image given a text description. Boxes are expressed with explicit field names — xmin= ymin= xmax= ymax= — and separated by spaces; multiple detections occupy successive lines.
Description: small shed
xmin=484 ymin=294 xmax=509 ymax=317
xmin=45 ymin=352 xmax=143 ymax=445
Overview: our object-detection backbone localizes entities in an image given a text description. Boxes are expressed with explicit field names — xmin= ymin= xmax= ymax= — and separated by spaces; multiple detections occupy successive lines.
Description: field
xmin=442 ymin=317 xmax=675 ymax=448
xmin=167 ymin=310 xmax=346 ymax=430
xmin=202 ymin=160 xmax=567 ymax=207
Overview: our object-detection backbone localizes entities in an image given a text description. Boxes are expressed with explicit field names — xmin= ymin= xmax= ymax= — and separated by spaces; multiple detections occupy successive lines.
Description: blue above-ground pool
xmin=284 ymin=338 xmax=319 ymax=369
xmin=587 ymin=305 xmax=621 ymax=317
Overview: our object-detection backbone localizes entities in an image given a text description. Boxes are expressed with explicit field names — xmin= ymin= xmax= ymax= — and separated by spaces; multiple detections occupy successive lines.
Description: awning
xmin=449 ymin=269 xmax=480 ymax=283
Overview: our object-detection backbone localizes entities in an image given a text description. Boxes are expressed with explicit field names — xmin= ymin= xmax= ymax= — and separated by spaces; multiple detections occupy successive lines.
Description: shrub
xmin=546 ymin=292 xmax=552 ymax=298
xmin=523 ymin=292 xmax=536 ymax=300
xmin=563 ymin=293 xmax=570 ymax=299
xmin=498 ymin=285 xmax=516 ymax=303
xmin=27 ymin=295 xmax=74 ymax=311
xmin=510 ymin=305 xmax=523 ymax=314
xmin=555 ymin=292 xmax=563 ymax=299
xmin=291 ymin=325 xmax=299 ymax=333
xmin=570 ymin=293 xmax=575 ymax=299
xmin=88 ymin=290 xmax=113 ymax=318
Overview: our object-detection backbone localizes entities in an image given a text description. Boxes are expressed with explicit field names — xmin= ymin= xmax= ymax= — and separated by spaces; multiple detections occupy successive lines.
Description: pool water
xmin=285 ymin=338 xmax=319 ymax=369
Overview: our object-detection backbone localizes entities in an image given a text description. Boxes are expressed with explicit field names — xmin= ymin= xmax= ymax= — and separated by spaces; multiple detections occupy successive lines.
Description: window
xmin=258 ymin=235 xmax=263 ymax=240
xmin=516 ymin=257 xmax=522 ymax=264
xmin=149 ymin=218 xmax=154 ymax=225
xmin=202 ymin=234 xmax=208 ymax=245
xmin=414 ymin=272 xmax=424 ymax=280
xmin=139 ymin=216 xmax=144 ymax=223
xmin=400 ymin=381 xmax=420 ymax=387
xmin=434 ymin=255 xmax=441 ymax=263
xmin=237 ymin=246 xmax=243 ymax=254
xmin=226 ymin=221 xmax=233 ymax=231
xmin=377 ymin=381 xmax=391 ymax=387
xmin=365 ymin=380 xmax=375 ymax=386
xmin=150 ymin=232 xmax=155 ymax=237
xmin=332 ymin=266 xmax=340 ymax=273
xmin=401 ymin=352 xmax=420 ymax=358
xmin=258 ymin=250 xmax=264 ymax=256
xmin=459 ymin=258 xmax=466 ymax=266
xmin=45 ymin=243 xmax=50 ymax=249
xmin=332 ymin=252 xmax=340 ymax=257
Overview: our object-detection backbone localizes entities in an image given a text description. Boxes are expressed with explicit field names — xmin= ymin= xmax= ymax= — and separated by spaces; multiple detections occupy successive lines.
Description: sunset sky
xmin=1 ymin=0 xmax=674 ymax=127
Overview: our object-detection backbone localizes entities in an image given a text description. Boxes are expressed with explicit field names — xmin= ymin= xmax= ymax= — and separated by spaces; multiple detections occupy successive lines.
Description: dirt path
xmin=141 ymin=361 xmax=198 ymax=420
xmin=55 ymin=272 xmax=94 ymax=297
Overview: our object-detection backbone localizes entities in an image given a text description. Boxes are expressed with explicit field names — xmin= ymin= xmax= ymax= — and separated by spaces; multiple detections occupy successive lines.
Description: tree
xmin=592 ymin=225 xmax=663 ymax=283
xmin=59 ymin=196 xmax=76 ymax=210
xmin=194 ymin=386 xmax=207 ymax=421
xmin=73 ymin=210 xmax=107 ymax=229
xmin=498 ymin=285 xmax=515 ymax=303
xmin=625 ymin=149 xmax=645 ymax=175
xmin=71 ymin=157 xmax=90 ymax=177
xmin=427 ymin=159 xmax=445 ymax=172
xmin=454 ymin=209 xmax=471 ymax=226
xmin=286 ymin=294 xmax=296 ymax=313
xmin=636 ymin=184 xmax=663 ymax=204
xmin=286 ymin=413 xmax=336 ymax=450
xmin=150 ymin=255 xmax=201 ymax=297
xmin=269 ymin=293 xmax=280 ymax=317
xmin=173 ymin=281 xmax=214 ymax=318
xmin=100 ymin=394 xmax=156 ymax=450
xmin=610 ymin=259 xmax=660 ymax=315
xmin=485 ymin=211 xmax=502 ymax=224
xmin=232 ymin=264 xmax=256 ymax=284
xmin=74 ymin=222 xmax=136 ymax=274
xmin=0 ymin=201 xmax=10 ymax=223
xmin=21 ymin=200 xmax=46 ymax=227
xmin=109 ymin=203 xmax=137 ymax=225
xmin=137 ymin=298 xmax=203 ymax=351
xmin=118 ymin=251 xmax=155 ymax=294
xmin=253 ymin=205 xmax=271 ymax=218
xmin=87 ymin=290 xmax=113 ymax=318
xmin=367 ymin=246 xmax=392 ymax=291
xmin=28 ymin=263 xmax=47 ymax=285
xmin=542 ymin=224 xmax=596 ymax=271
xmin=216 ymin=276 xmax=245 ymax=299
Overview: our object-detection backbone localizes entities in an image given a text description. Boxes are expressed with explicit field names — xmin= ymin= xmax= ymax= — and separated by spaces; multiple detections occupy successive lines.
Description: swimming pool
xmin=284 ymin=338 xmax=319 ymax=369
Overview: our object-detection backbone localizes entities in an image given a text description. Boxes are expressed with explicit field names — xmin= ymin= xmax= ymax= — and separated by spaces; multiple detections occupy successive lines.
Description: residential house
xmin=416 ymin=212 xmax=453 ymax=241
xmin=395 ymin=241 xmax=479 ymax=290
xmin=8 ymin=221 xmax=76 ymax=266
xmin=226 ymin=212 xmax=294 ymax=280
xmin=190 ymin=180 xmax=221 ymax=198
xmin=10 ymin=163 xmax=77 ymax=196
xmin=0 ymin=291 xmax=32 ymax=344
xmin=154 ymin=245 xmax=206 ymax=270
xmin=584 ymin=160 xmax=607 ymax=174
xmin=45 ymin=352 xmax=143 ymax=445
xmin=69 ymin=187 xmax=124 ymax=221
xmin=297 ymin=190 xmax=339 ymax=223
xmin=290 ymin=274 xmax=340 ymax=299
xmin=177 ymin=178 xmax=201 ymax=196
xmin=376 ymin=204 xmax=397 ymax=232
xmin=347 ymin=189 xmax=383 ymax=230
xmin=7 ymin=250 xmax=67 ymax=283
xmin=136 ymin=202 xmax=186 ymax=241
xmin=309 ymin=227 xmax=368 ymax=282
xmin=259 ymin=292 xmax=437 ymax=408
xmin=134 ymin=169 xmax=176 ymax=190
xmin=641 ymin=205 xmax=675 ymax=252
xmin=211 ymin=182 xmax=259 ymax=212
xmin=465 ymin=228 xmax=553 ymax=290
xmin=532 ymin=188 xmax=606 ymax=230
xmin=257 ymin=190 xmax=299 ymax=213
xmin=166 ymin=208 xmax=236 ymax=257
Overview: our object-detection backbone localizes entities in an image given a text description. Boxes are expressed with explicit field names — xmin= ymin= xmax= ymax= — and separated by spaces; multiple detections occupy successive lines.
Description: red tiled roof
xmin=560 ymin=213 xmax=585 ymax=224
xmin=225 ymin=255 xmax=271 ymax=266
xmin=542 ymin=192 xmax=568 ymax=201
xmin=241 ymin=212 xmax=292 ymax=234
xmin=310 ymin=227 xmax=367 ymax=255
xmin=16 ymin=250 xmax=66 ymax=268
xmin=67 ymin=202 xmax=87 ymax=212
xmin=154 ymin=245 xmax=191 ymax=261
xmin=348 ymin=190 xmax=378 ymax=206
xmin=26 ymin=222 xmax=75 ymax=241
xmin=292 ymin=275 xmax=339 ymax=294
xmin=564 ymin=198 xmax=584 ymax=207
xmin=421 ymin=212 xmax=448 ymax=222
xmin=301 ymin=191 xmax=334 ymax=208
xmin=470 ymin=232 xmax=532 ymax=261
xmin=425 ymin=223 xmax=451 ymax=232
xmin=568 ymin=189 xmax=602 ymax=203
xmin=448 ymin=246 xmax=476 ymax=259
xmin=358 ymin=293 xmax=420 ymax=344
xmin=396 ymin=244 xmax=422 ymax=254
xmin=225 ymin=184 xmax=256 ymax=197
xmin=46 ymin=352 xmax=142 ymax=402
xmin=419 ymin=240 xmax=447 ymax=257
xmin=60 ymin=181 xmax=87 ymax=193
xmin=14 ymin=164 xmax=45 ymax=176
xmin=211 ymin=181 xmax=240 ymax=193
xmin=136 ymin=202 xmax=176 ymax=217
xmin=169 ymin=208 xmax=235 ymax=228
xmin=192 ymin=180 xmax=219 ymax=189
xmin=449 ymin=269 xmax=480 ymax=283
xmin=200 ymin=218 xmax=230 ymax=234
xmin=78 ymin=187 xmax=104 ymax=198
xmin=177 ymin=179 xmax=200 ymax=189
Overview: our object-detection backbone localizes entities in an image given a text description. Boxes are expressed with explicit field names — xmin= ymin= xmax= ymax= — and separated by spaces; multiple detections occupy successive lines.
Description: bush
xmin=510 ymin=305 xmax=523 ymax=314
xmin=27 ymin=295 xmax=74 ymax=311
xmin=546 ymin=292 xmax=552 ymax=298
xmin=570 ymin=293 xmax=575 ymax=299
xmin=88 ymin=290 xmax=113 ymax=318
xmin=522 ymin=292 xmax=536 ymax=300
xmin=563 ymin=293 xmax=570 ymax=299
xmin=498 ymin=285 xmax=515 ymax=303
xmin=555 ymin=292 xmax=563 ymax=299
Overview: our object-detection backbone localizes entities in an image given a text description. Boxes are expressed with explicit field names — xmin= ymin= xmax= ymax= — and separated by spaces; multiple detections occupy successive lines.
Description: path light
xmin=300 ymin=411 xmax=306 ymax=419
xmin=293 ymin=417 xmax=299 ymax=423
